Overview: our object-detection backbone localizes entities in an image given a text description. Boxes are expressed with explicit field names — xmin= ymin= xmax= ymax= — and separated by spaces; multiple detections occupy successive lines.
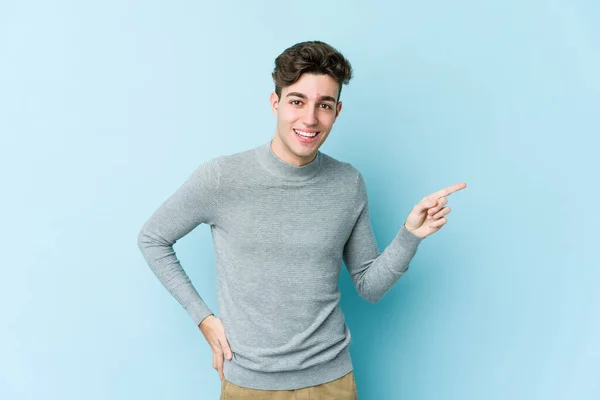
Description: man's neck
xmin=270 ymin=136 xmax=317 ymax=167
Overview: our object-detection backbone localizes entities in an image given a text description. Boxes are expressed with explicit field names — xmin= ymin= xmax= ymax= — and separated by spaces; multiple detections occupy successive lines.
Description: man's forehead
xmin=284 ymin=74 xmax=338 ymax=98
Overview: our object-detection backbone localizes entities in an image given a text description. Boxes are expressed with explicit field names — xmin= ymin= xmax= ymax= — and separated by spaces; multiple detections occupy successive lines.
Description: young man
xmin=137 ymin=41 xmax=466 ymax=399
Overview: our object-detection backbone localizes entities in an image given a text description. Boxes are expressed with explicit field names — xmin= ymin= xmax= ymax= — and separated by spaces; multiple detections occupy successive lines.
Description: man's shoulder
xmin=206 ymin=144 xmax=260 ymax=169
xmin=320 ymin=151 xmax=361 ymax=181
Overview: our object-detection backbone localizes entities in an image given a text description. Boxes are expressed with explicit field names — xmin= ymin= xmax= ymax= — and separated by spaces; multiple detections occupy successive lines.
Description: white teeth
xmin=294 ymin=129 xmax=318 ymax=138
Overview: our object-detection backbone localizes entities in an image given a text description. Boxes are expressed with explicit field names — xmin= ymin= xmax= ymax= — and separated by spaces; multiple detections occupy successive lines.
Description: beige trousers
xmin=219 ymin=371 xmax=358 ymax=399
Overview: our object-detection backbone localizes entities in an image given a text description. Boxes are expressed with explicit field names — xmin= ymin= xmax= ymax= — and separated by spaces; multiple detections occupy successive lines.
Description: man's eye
xmin=290 ymin=100 xmax=302 ymax=106
xmin=321 ymin=104 xmax=332 ymax=110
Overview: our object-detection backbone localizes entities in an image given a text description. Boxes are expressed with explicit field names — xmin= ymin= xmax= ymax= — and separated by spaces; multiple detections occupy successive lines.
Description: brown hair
xmin=272 ymin=41 xmax=353 ymax=102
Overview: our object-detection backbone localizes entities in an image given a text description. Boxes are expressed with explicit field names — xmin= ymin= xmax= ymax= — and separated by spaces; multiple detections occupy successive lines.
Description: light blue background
xmin=1 ymin=0 xmax=598 ymax=399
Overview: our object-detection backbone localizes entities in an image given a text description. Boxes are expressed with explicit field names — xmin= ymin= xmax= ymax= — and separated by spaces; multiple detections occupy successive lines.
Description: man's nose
xmin=302 ymin=107 xmax=318 ymax=126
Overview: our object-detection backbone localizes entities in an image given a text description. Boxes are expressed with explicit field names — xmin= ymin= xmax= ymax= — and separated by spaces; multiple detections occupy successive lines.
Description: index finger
xmin=432 ymin=182 xmax=467 ymax=199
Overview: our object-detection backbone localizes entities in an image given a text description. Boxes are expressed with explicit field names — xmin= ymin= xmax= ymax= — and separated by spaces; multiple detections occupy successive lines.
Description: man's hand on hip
xmin=198 ymin=314 xmax=233 ymax=382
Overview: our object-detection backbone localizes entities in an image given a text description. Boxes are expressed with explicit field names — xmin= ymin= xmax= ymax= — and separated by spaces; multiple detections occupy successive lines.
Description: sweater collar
xmin=255 ymin=140 xmax=322 ymax=181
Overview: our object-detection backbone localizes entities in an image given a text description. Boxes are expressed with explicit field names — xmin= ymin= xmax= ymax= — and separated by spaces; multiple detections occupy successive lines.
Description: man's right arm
xmin=137 ymin=158 xmax=222 ymax=327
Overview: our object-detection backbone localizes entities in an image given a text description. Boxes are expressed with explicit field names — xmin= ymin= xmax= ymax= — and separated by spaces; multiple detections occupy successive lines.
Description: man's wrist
xmin=198 ymin=313 xmax=215 ymax=327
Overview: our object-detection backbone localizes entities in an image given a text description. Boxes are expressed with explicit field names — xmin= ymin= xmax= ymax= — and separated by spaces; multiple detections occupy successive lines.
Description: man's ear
xmin=335 ymin=101 xmax=343 ymax=119
xmin=270 ymin=92 xmax=279 ymax=116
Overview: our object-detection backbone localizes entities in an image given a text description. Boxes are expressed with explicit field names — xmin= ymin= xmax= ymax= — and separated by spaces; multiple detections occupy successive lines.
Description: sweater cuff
xmin=186 ymin=300 xmax=214 ymax=327
xmin=398 ymin=224 xmax=424 ymax=250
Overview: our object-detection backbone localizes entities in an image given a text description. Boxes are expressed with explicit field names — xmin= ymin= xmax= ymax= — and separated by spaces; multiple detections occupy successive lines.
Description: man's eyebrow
xmin=286 ymin=92 xmax=337 ymax=103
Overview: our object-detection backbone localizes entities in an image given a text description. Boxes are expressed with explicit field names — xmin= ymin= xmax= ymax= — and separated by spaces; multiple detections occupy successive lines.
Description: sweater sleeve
xmin=137 ymin=158 xmax=221 ymax=326
xmin=342 ymin=171 xmax=423 ymax=303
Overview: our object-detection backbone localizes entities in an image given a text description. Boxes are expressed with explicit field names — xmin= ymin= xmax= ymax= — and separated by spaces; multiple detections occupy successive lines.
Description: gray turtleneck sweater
xmin=137 ymin=141 xmax=423 ymax=390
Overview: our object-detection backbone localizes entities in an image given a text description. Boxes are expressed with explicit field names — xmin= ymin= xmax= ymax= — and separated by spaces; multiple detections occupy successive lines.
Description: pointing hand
xmin=404 ymin=182 xmax=467 ymax=239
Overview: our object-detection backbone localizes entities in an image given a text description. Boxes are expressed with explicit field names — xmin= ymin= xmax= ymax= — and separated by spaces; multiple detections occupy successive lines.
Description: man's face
xmin=269 ymin=73 xmax=343 ymax=166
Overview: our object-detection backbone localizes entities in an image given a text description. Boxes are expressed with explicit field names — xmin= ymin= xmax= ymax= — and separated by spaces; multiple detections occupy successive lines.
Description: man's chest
xmin=217 ymin=184 xmax=358 ymax=262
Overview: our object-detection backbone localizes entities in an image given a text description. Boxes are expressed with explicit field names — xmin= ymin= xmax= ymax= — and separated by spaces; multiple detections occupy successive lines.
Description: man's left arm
xmin=342 ymin=171 xmax=466 ymax=303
